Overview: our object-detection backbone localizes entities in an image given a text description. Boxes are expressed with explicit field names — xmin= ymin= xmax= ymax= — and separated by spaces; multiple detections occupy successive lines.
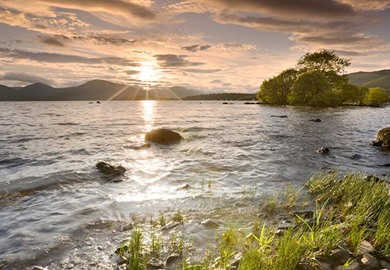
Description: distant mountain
xmin=348 ymin=69 xmax=390 ymax=90
xmin=185 ymin=93 xmax=257 ymax=101
xmin=0 ymin=80 xmax=202 ymax=101
xmin=0 ymin=84 xmax=17 ymax=100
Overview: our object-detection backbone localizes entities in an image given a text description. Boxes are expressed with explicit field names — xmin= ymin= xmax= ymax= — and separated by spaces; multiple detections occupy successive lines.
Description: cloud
xmin=0 ymin=48 xmax=138 ymax=66
xmin=0 ymin=72 xmax=54 ymax=85
xmin=154 ymin=54 xmax=204 ymax=67
xmin=37 ymin=0 xmax=156 ymax=20
xmin=182 ymin=44 xmax=211 ymax=52
xmin=197 ymin=0 xmax=356 ymax=19
xmin=184 ymin=68 xmax=221 ymax=73
xmin=340 ymin=0 xmax=390 ymax=11
xmin=39 ymin=36 xmax=66 ymax=47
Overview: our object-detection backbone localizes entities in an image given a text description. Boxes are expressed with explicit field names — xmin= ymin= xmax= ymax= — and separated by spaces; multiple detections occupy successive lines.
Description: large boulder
xmin=145 ymin=128 xmax=183 ymax=145
xmin=377 ymin=127 xmax=390 ymax=146
xmin=372 ymin=127 xmax=390 ymax=147
xmin=96 ymin=161 xmax=126 ymax=176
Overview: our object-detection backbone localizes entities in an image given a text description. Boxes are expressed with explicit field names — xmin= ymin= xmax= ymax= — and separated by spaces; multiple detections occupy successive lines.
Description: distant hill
xmin=0 ymin=80 xmax=202 ymax=101
xmin=185 ymin=93 xmax=257 ymax=101
xmin=348 ymin=69 xmax=390 ymax=90
xmin=0 ymin=84 xmax=17 ymax=100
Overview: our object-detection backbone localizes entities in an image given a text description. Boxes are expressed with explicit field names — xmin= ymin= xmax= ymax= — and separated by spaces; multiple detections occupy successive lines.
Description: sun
xmin=139 ymin=62 xmax=158 ymax=82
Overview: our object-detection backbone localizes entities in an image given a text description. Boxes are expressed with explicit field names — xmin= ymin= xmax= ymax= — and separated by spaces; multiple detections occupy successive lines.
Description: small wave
xmin=0 ymin=157 xmax=32 ymax=168
xmin=55 ymin=122 xmax=79 ymax=126
xmin=0 ymin=171 xmax=95 ymax=198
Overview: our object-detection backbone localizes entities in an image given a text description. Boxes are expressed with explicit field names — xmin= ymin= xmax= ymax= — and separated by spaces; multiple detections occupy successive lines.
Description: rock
xmin=351 ymin=154 xmax=362 ymax=160
xmin=96 ymin=161 xmax=126 ymax=176
xmin=317 ymin=147 xmax=329 ymax=154
xmin=376 ymin=127 xmax=390 ymax=147
xmin=230 ymin=252 xmax=242 ymax=269
xmin=145 ymin=128 xmax=183 ymax=145
xmin=357 ymin=240 xmax=375 ymax=255
xmin=201 ymin=219 xmax=219 ymax=228
xmin=335 ymin=261 xmax=361 ymax=270
xmin=297 ymin=260 xmax=316 ymax=270
xmin=370 ymin=140 xmax=383 ymax=147
xmin=309 ymin=118 xmax=322 ymax=122
xmin=96 ymin=101 xmax=101 ymax=104
xmin=32 ymin=266 xmax=49 ymax=270
xmin=177 ymin=184 xmax=190 ymax=190
xmin=222 ymin=102 xmax=228 ymax=104
xmin=147 ymin=257 xmax=164 ymax=269
xmin=328 ymin=248 xmax=352 ymax=265
xmin=361 ymin=253 xmax=381 ymax=270
xmin=162 ymin=221 xmax=180 ymax=231
xmin=380 ymin=260 xmax=390 ymax=269
xmin=166 ymin=253 xmax=182 ymax=270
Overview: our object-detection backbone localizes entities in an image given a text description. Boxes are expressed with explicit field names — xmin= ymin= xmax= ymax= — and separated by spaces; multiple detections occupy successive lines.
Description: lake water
xmin=0 ymin=101 xmax=389 ymax=269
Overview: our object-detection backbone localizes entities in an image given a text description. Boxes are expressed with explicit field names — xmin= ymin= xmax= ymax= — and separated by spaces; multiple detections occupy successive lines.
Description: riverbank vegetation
xmin=115 ymin=172 xmax=390 ymax=269
xmin=257 ymin=50 xmax=390 ymax=107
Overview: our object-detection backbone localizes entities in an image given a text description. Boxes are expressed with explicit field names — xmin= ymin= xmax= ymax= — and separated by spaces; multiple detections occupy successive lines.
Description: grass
xmin=116 ymin=172 xmax=389 ymax=270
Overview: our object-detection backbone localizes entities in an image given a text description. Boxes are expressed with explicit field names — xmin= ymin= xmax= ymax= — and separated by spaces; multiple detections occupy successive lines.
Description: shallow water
xmin=0 ymin=101 xmax=389 ymax=269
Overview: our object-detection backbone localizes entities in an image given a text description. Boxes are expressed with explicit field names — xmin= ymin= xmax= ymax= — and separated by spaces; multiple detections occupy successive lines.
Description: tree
xmin=288 ymin=70 xmax=333 ymax=106
xmin=363 ymin=87 xmax=389 ymax=106
xmin=257 ymin=68 xmax=297 ymax=105
xmin=297 ymin=50 xmax=350 ymax=88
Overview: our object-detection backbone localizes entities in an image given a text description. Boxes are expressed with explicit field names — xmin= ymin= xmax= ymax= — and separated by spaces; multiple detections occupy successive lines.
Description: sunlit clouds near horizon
xmin=1 ymin=0 xmax=390 ymax=92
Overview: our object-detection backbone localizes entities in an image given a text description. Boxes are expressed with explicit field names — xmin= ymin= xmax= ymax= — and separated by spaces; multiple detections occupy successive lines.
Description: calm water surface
xmin=0 ymin=101 xmax=389 ymax=269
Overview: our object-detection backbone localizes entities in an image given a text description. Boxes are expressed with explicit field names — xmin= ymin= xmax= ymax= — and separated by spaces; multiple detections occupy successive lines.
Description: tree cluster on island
xmin=257 ymin=50 xmax=389 ymax=107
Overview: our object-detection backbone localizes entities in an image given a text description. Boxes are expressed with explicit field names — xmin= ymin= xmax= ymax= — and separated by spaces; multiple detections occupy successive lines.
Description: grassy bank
xmin=116 ymin=172 xmax=390 ymax=270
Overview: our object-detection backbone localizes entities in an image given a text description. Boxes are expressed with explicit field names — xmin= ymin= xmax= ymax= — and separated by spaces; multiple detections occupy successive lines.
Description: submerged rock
xmin=145 ymin=128 xmax=183 ymax=145
xmin=309 ymin=118 xmax=322 ymax=122
xmin=96 ymin=161 xmax=126 ymax=176
xmin=201 ymin=219 xmax=219 ymax=228
xmin=317 ymin=147 xmax=329 ymax=154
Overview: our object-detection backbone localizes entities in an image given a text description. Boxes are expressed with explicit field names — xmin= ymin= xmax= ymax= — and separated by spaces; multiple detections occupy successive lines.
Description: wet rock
xmin=177 ymin=184 xmax=190 ymax=190
xmin=357 ymin=240 xmax=375 ymax=255
xmin=317 ymin=147 xmax=329 ymax=154
xmin=370 ymin=140 xmax=383 ymax=147
xmin=201 ymin=219 xmax=219 ymax=228
xmin=335 ymin=261 xmax=361 ymax=270
xmin=116 ymin=256 xmax=128 ymax=265
xmin=147 ymin=257 xmax=164 ymax=269
xmin=166 ymin=253 xmax=182 ymax=270
xmin=222 ymin=102 xmax=228 ymax=104
xmin=145 ymin=128 xmax=183 ymax=145
xmin=96 ymin=161 xmax=126 ymax=176
xmin=351 ymin=154 xmax=362 ymax=160
xmin=361 ymin=253 xmax=381 ymax=270
xmin=309 ymin=118 xmax=322 ymax=122
xmin=276 ymin=220 xmax=296 ymax=236
xmin=316 ymin=261 xmax=332 ymax=270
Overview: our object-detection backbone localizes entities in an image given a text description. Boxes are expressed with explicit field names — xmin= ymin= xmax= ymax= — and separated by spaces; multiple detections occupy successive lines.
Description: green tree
xmin=257 ymin=68 xmax=297 ymax=105
xmin=363 ymin=87 xmax=389 ymax=106
xmin=288 ymin=70 xmax=333 ymax=106
xmin=297 ymin=50 xmax=350 ymax=88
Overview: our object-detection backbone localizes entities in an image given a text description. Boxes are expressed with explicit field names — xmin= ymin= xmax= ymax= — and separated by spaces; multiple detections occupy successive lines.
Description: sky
xmin=0 ymin=0 xmax=390 ymax=93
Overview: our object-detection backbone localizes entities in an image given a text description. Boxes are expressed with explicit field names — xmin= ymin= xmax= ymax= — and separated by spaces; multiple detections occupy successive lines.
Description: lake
xmin=0 ymin=101 xmax=389 ymax=269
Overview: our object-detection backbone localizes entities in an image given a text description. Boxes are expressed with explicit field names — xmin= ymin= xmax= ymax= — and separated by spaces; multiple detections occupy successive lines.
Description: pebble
xmin=361 ymin=253 xmax=381 ymax=270
xmin=357 ymin=240 xmax=375 ymax=255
